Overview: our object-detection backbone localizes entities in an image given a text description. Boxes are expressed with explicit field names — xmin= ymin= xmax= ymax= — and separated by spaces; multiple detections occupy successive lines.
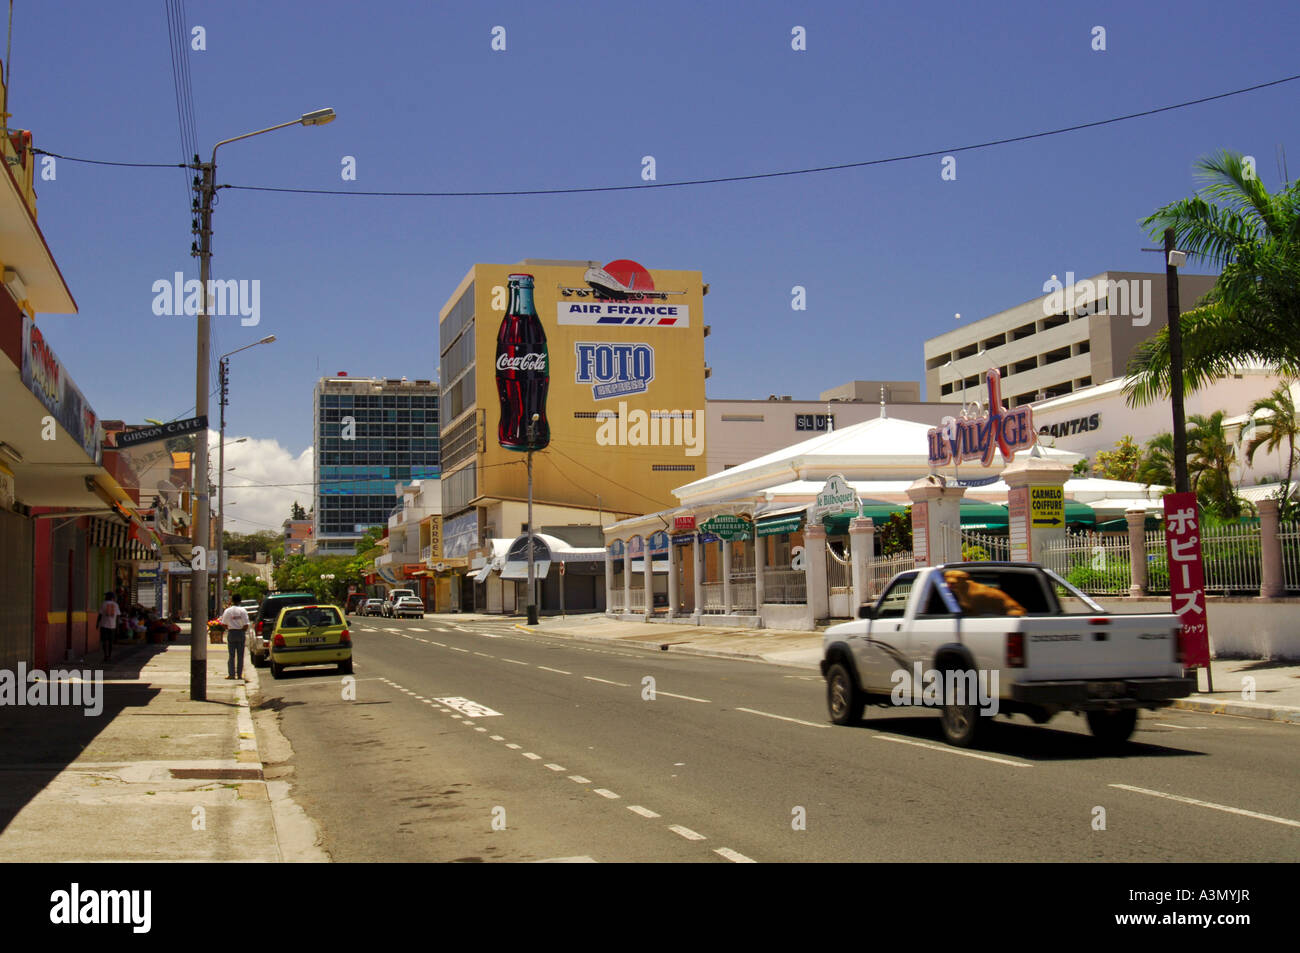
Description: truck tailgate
xmin=1016 ymin=615 xmax=1182 ymax=681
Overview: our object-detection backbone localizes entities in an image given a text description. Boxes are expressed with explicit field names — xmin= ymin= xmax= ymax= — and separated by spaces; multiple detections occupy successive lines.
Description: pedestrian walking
xmin=219 ymin=594 xmax=251 ymax=681
xmin=97 ymin=591 xmax=121 ymax=662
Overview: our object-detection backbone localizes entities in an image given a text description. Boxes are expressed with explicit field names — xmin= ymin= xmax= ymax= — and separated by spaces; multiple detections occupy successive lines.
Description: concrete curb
xmin=1169 ymin=696 xmax=1300 ymax=724
xmin=514 ymin=623 xmax=818 ymax=668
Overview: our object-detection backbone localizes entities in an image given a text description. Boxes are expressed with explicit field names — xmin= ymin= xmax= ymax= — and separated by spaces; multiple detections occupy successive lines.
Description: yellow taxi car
xmin=269 ymin=603 xmax=352 ymax=678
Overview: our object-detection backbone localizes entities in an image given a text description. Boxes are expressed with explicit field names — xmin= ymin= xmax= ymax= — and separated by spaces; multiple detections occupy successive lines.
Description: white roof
xmin=673 ymin=413 xmax=1081 ymax=506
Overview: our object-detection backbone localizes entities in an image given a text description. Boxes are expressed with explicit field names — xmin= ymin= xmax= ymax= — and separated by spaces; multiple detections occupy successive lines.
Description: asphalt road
xmin=256 ymin=615 xmax=1300 ymax=863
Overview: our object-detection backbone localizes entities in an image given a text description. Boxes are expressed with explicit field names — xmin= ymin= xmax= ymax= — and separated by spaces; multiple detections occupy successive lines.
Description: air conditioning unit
xmin=4 ymin=268 xmax=27 ymax=304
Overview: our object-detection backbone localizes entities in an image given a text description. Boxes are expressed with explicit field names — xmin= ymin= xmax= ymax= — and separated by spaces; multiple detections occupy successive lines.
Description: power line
xmin=32 ymin=71 xmax=1300 ymax=196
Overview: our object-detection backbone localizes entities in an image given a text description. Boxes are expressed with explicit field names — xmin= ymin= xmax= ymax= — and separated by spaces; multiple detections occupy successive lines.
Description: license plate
xmin=300 ymin=636 xmax=326 ymax=644
xmin=1087 ymin=681 xmax=1126 ymax=698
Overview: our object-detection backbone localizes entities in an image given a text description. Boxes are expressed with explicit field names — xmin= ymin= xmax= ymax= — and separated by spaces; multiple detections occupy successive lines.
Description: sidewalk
xmin=504 ymin=612 xmax=1300 ymax=726
xmin=0 ymin=626 xmax=320 ymax=862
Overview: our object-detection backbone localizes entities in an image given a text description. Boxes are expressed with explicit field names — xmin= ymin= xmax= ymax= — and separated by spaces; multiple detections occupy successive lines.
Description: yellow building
xmin=437 ymin=259 xmax=708 ymax=605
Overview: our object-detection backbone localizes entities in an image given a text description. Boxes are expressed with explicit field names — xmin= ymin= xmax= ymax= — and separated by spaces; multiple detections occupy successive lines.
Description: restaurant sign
xmin=927 ymin=369 xmax=1033 ymax=468
xmin=808 ymin=474 xmax=860 ymax=524
xmin=699 ymin=515 xmax=753 ymax=541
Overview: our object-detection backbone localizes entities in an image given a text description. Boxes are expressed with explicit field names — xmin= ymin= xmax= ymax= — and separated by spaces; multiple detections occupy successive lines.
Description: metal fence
xmin=1040 ymin=531 xmax=1134 ymax=596
xmin=826 ymin=543 xmax=852 ymax=594
xmin=609 ymin=589 xmax=625 ymax=612
xmin=628 ymin=589 xmax=645 ymax=612
xmin=762 ymin=569 xmax=807 ymax=604
xmin=701 ymin=582 xmax=727 ymax=614
xmin=868 ymin=552 xmax=915 ymax=599
xmin=1283 ymin=521 xmax=1300 ymax=592
xmin=940 ymin=525 xmax=1011 ymax=562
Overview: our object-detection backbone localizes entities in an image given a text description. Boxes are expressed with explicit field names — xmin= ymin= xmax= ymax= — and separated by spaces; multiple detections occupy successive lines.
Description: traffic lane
xmin=356 ymin=623 xmax=1286 ymax=861
xmin=350 ymin=631 xmax=757 ymax=862
xmin=364 ymin=618 xmax=1300 ymax=861
xmin=273 ymin=636 xmax=740 ymax=862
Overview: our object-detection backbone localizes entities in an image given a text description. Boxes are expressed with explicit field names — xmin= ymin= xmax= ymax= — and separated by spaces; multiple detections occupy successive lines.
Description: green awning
xmin=958 ymin=501 xmax=1008 ymax=528
xmin=1064 ymin=500 xmax=1095 ymax=526
xmin=757 ymin=513 xmax=803 ymax=537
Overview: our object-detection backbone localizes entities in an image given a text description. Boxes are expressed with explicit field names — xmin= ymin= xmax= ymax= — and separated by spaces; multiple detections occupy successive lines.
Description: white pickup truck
xmin=821 ymin=562 xmax=1194 ymax=748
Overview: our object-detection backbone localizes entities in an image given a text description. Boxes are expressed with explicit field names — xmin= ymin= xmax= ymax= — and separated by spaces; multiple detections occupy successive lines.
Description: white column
xmin=722 ymin=541 xmax=733 ymax=615
xmin=623 ymin=538 xmax=632 ymax=620
xmin=753 ymin=531 xmax=766 ymax=610
xmin=667 ymin=541 xmax=679 ymax=618
xmin=643 ymin=539 xmax=653 ymax=619
xmin=905 ymin=475 xmax=967 ymax=566
xmin=692 ymin=535 xmax=703 ymax=624
xmin=1000 ymin=458 xmax=1072 ymax=564
xmin=604 ymin=546 xmax=614 ymax=615
xmin=804 ymin=523 xmax=829 ymax=624
xmin=1125 ymin=509 xmax=1147 ymax=597
xmin=849 ymin=517 xmax=873 ymax=612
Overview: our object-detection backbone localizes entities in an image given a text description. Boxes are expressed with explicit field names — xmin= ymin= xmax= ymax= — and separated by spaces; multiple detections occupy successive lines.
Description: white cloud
xmin=217 ymin=436 xmax=314 ymax=537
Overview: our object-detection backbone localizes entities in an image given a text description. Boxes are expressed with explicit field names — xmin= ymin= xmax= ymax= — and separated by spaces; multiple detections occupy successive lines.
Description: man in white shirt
xmin=219 ymin=595 xmax=252 ymax=680
xmin=97 ymin=591 xmax=121 ymax=662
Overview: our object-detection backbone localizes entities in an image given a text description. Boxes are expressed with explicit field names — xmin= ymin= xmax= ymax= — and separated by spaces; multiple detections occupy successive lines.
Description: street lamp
xmin=320 ymin=572 xmax=336 ymax=602
xmin=190 ymin=109 xmax=334 ymax=702
xmin=216 ymin=338 xmax=275 ymax=612
xmin=527 ymin=413 xmax=539 ymax=626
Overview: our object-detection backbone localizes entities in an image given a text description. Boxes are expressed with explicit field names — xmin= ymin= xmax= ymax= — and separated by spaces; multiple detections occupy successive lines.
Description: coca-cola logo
xmin=496 ymin=352 xmax=547 ymax=372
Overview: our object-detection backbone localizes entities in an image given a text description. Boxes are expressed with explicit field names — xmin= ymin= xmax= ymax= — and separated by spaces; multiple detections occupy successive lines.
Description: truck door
xmin=854 ymin=571 xmax=919 ymax=692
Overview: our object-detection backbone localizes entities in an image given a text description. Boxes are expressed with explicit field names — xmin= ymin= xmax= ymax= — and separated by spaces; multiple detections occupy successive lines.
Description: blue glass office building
xmin=312 ymin=376 xmax=440 ymax=554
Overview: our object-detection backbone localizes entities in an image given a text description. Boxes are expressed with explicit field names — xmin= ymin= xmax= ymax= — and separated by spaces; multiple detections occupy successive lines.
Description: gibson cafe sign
xmin=927 ymin=369 xmax=1035 ymax=467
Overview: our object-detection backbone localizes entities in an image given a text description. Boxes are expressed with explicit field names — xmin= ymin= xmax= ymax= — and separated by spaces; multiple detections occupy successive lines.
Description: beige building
xmin=923 ymin=271 xmax=1218 ymax=407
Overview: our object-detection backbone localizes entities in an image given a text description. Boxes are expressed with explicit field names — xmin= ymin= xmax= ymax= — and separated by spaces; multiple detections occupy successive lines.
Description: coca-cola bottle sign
xmin=496 ymin=274 xmax=550 ymax=452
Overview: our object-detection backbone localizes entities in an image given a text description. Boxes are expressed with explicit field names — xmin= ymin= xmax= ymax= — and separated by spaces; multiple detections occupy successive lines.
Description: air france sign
xmin=575 ymin=342 xmax=655 ymax=400
xmin=927 ymin=369 xmax=1035 ymax=467
xmin=558 ymin=302 xmax=689 ymax=327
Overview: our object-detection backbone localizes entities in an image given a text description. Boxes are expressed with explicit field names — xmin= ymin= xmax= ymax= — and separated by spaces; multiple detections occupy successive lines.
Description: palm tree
xmin=1138 ymin=432 xmax=1175 ymax=487
xmin=1124 ymin=150 xmax=1300 ymax=406
xmin=1246 ymin=381 xmax=1300 ymax=515
xmin=1186 ymin=411 xmax=1240 ymax=516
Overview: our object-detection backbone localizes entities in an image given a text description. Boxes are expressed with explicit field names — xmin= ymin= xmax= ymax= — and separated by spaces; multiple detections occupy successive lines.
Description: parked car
xmin=250 ymin=591 xmax=318 ymax=667
xmin=821 ymin=562 xmax=1193 ymax=748
xmin=382 ymin=589 xmax=416 ymax=618
xmin=345 ymin=593 xmax=367 ymax=615
xmin=362 ymin=598 xmax=385 ymax=616
xmin=268 ymin=603 xmax=351 ymax=678
xmin=393 ymin=596 xmax=425 ymax=619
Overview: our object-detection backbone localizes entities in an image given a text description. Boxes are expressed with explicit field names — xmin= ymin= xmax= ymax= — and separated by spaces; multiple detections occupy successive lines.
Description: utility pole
xmin=190 ymin=155 xmax=213 ymax=701
xmin=216 ymin=357 xmax=229 ymax=612
xmin=527 ymin=413 xmax=539 ymax=625
xmin=1165 ymin=228 xmax=1189 ymax=494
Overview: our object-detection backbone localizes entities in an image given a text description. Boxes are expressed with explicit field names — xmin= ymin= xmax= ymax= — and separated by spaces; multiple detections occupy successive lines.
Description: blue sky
xmin=16 ymin=0 xmax=1300 ymax=529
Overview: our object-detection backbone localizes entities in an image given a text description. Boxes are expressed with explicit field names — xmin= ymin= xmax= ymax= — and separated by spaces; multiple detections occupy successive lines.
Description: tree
xmin=1125 ymin=150 xmax=1300 ymax=406
xmin=1092 ymin=435 xmax=1143 ymax=482
xmin=1187 ymin=411 xmax=1241 ymax=517
xmin=877 ymin=509 xmax=913 ymax=556
xmin=1137 ymin=432 xmax=1176 ymax=487
xmin=228 ymin=573 xmax=269 ymax=602
xmin=290 ymin=501 xmax=307 ymax=521
xmin=1071 ymin=458 xmax=1091 ymax=476
xmin=1246 ymin=381 xmax=1300 ymax=518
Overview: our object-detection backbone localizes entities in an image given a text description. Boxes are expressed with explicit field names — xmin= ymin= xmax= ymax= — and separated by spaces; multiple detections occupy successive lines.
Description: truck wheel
xmin=939 ymin=700 xmax=985 ymax=747
xmin=826 ymin=663 xmax=864 ymax=726
xmin=1086 ymin=708 xmax=1137 ymax=748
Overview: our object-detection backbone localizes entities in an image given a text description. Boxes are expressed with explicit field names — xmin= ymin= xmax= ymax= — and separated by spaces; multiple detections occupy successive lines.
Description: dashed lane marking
xmin=669 ymin=824 xmax=706 ymax=841
xmin=544 ymin=763 xmax=566 ymax=771
xmin=474 ymin=652 xmax=494 ymax=658
xmin=593 ymin=788 xmax=620 ymax=799
xmin=627 ymin=805 xmax=659 ymax=818
xmin=715 ymin=847 xmax=756 ymax=863
xmin=450 ymin=647 xmax=470 ymax=653
xmin=537 ymin=666 xmax=572 ymax=675
xmin=435 ymin=696 xmax=503 ymax=718
xmin=501 ymin=658 xmax=529 ymax=665
xmin=568 ymin=775 xmax=591 ymax=784
xmin=735 ymin=707 xmax=830 ymax=729
xmin=506 ymin=744 xmax=521 ymax=750
xmin=656 ymin=690 xmax=711 ymax=703
xmin=584 ymin=676 xmax=631 ymax=687
xmin=490 ymin=735 xmax=505 ymax=741
xmin=875 ymin=734 xmax=1032 ymax=768
xmin=1109 ymin=784 xmax=1300 ymax=828
xmin=522 ymin=752 xmax=542 ymax=760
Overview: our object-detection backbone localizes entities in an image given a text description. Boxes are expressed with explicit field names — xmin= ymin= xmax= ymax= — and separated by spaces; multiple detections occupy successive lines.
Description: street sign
xmin=1029 ymin=485 xmax=1064 ymax=527
xmin=700 ymin=515 xmax=753 ymax=541
xmin=1162 ymin=492 xmax=1211 ymax=669
xmin=114 ymin=416 xmax=208 ymax=449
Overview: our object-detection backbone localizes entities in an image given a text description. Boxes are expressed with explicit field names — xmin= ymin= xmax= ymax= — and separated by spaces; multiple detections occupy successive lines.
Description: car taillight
xmin=257 ymin=620 xmax=264 ymax=635
xmin=1006 ymin=632 xmax=1026 ymax=668
xmin=340 ymin=629 xmax=350 ymax=644
xmin=273 ymin=633 xmax=285 ymax=647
